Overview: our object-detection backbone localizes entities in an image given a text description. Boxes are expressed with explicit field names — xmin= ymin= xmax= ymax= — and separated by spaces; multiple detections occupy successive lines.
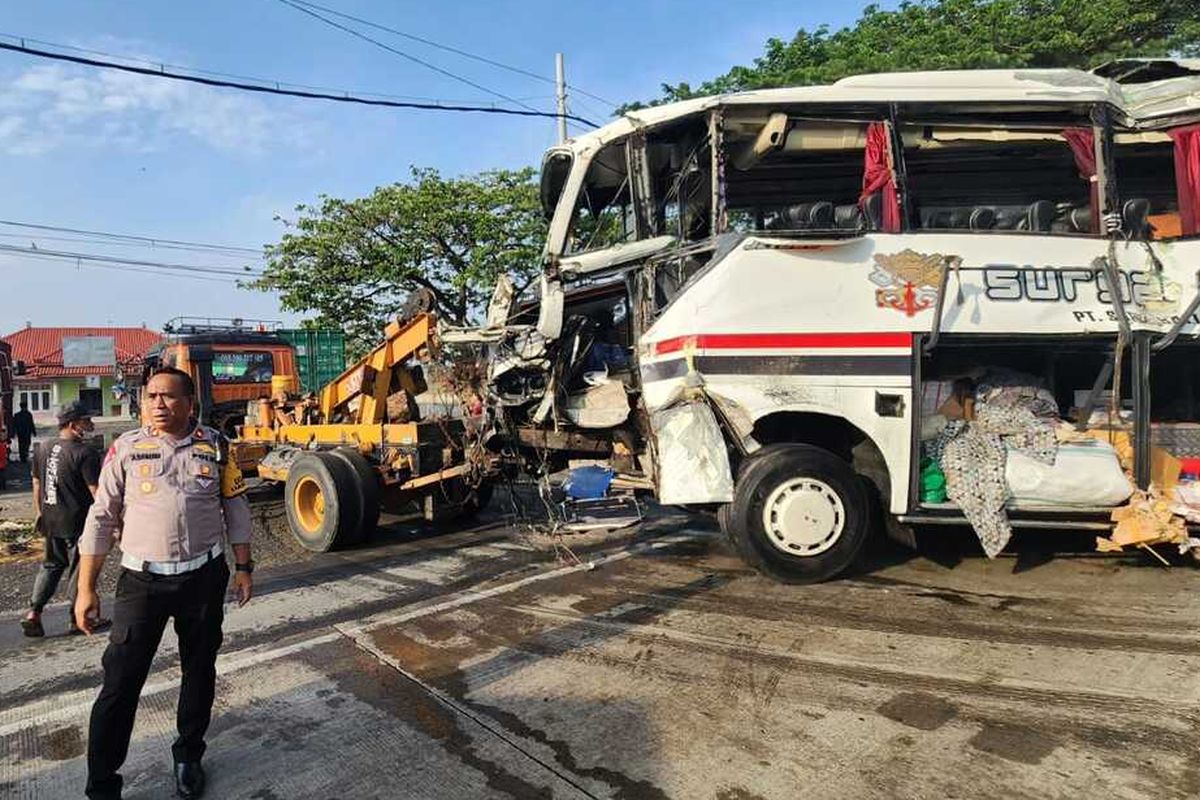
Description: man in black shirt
xmin=12 ymin=400 xmax=35 ymax=462
xmin=21 ymin=401 xmax=110 ymax=637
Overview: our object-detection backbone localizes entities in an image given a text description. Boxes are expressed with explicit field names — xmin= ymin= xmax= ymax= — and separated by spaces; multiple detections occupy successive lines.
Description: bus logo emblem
xmin=870 ymin=249 xmax=948 ymax=317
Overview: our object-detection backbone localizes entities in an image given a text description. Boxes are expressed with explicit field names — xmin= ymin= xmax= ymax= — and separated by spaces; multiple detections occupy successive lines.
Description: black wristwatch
xmin=235 ymin=561 xmax=255 ymax=574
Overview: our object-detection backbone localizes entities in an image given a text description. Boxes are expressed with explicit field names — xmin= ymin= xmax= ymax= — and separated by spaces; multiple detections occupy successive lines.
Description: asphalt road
xmin=1 ymin=512 xmax=1197 ymax=800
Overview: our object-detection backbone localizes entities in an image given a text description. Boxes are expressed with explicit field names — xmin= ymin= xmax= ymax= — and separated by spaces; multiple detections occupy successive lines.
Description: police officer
xmin=75 ymin=367 xmax=253 ymax=800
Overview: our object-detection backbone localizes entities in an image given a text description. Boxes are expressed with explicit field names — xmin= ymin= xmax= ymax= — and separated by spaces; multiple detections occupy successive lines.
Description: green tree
xmin=625 ymin=0 xmax=1199 ymax=110
xmin=253 ymin=167 xmax=545 ymax=353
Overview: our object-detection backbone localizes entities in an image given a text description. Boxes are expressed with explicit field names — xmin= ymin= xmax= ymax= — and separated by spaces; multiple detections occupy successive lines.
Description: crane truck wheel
xmin=328 ymin=448 xmax=381 ymax=543
xmin=726 ymin=444 xmax=872 ymax=584
xmin=284 ymin=451 xmax=362 ymax=552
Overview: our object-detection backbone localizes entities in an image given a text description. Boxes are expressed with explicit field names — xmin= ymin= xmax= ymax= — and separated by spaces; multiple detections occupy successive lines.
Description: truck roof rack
xmin=163 ymin=317 xmax=283 ymax=335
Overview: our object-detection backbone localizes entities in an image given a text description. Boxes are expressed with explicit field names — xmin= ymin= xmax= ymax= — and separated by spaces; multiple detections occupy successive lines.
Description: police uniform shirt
xmin=79 ymin=424 xmax=251 ymax=562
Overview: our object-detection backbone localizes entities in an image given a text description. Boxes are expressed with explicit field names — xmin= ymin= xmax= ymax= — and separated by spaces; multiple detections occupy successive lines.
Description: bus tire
xmin=284 ymin=451 xmax=361 ymax=552
xmin=727 ymin=443 xmax=871 ymax=583
xmin=328 ymin=448 xmax=381 ymax=543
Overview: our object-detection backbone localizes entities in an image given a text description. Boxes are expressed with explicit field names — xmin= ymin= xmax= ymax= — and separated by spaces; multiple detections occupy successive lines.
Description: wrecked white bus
xmin=457 ymin=61 xmax=1200 ymax=582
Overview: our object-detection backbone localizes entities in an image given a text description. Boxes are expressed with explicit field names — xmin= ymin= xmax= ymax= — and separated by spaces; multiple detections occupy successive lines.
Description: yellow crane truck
xmin=233 ymin=300 xmax=493 ymax=552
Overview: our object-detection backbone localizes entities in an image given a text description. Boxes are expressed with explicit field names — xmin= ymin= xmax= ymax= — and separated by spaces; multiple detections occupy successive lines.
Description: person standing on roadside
xmin=12 ymin=400 xmax=35 ymax=462
xmin=20 ymin=401 xmax=108 ymax=638
xmin=76 ymin=367 xmax=254 ymax=800
xmin=0 ymin=423 xmax=9 ymax=490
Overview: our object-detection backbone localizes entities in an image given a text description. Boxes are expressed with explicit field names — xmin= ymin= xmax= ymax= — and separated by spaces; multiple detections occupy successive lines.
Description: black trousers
xmin=28 ymin=535 xmax=79 ymax=613
xmin=85 ymin=558 xmax=228 ymax=800
xmin=17 ymin=434 xmax=30 ymax=462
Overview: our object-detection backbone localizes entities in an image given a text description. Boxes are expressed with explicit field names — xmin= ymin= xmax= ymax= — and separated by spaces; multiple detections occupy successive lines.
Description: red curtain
xmin=1061 ymin=127 xmax=1099 ymax=232
xmin=860 ymin=121 xmax=901 ymax=232
xmin=1170 ymin=124 xmax=1200 ymax=236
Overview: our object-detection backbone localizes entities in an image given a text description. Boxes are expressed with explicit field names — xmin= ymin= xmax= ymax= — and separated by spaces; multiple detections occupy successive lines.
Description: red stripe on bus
xmin=651 ymin=332 xmax=912 ymax=356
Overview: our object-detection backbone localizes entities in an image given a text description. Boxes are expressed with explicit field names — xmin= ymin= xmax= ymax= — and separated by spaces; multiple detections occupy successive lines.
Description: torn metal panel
xmin=515 ymin=427 xmax=611 ymax=454
xmin=558 ymin=235 xmax=677 ymax=279
xmin=652 ymin=401 xmax=734 ymax=505
xmin=730 ymin=111 xmax=789 ymax=170
xmin=485 ymin=275 xmax=515 ymax=328
xmin=537 ymin=276 xmax=564 ymax=340
xmin=554 ymin=68 xmax=1200 ymax=184
xmin=438 ymin=326 xmax=515 ymax=345
xmin=704 ymin=389 xmax=758 ymax=452
xmin=627 ymin=134 xmax=655 ymax=240
xmin=563 ymin=379 xmax=631 ymax=429
xmin=709 ymin=106 xmax=727 ymax=235
xmin=532 ymin=379 xmax=555 ymax=423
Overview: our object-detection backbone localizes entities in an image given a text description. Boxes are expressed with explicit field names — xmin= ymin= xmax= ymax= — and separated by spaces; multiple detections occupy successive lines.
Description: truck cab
xmin=468 ymin=61 xmax=1200 ymax=582
xmin=145 ymin=318 xmax=299 ymax=438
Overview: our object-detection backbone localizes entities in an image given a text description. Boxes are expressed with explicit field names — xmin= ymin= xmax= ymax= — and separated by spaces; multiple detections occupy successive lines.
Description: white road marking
xmin=0 ymin=532 xmax=700 ymax=738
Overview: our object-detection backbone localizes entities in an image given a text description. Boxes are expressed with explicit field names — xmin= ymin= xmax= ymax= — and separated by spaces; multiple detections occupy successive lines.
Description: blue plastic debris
xmin=562 ymin=465 xmax=614 ymax=500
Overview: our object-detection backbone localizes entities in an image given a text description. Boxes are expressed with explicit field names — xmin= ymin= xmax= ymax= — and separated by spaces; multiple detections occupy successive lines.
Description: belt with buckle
xmin=121 ymin=543 xmax=223 ymax=576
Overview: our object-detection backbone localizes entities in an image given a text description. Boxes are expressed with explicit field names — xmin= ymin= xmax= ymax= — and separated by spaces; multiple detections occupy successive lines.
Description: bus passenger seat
xmin=1122 ymin=198 xmax=1151 ymax=238
xmin=834 ymin=204 xmax=864 ymax=230
xmin=862 ymin=192 xmax=883 ymax=230
xmin=968 ymin=207 xmax=996 ymax=231
xmin=780 ymin=201 xmax=834 ymax=229
xmin=1025 ymin=200 xmax=1056 ymax=232
xmin=1067 ymin=206 xmax=1093 ymax=233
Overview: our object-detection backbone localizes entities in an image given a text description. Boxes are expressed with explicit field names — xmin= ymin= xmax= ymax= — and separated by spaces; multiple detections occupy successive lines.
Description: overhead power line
xmin=274 ymin=0 xmax=542 ymax=114
xmin=0 ymin=40 xmax=599 ymax=127
xmin=0 ymin=253 xmax=245 ymax=284
xmin=0 ymin=231 xmax=260 ymax=258
xmin=0 ymin=242 xmax=263 ymax=278
xmin=0 ymin=219 xmax=263 ymax=256
xmin=0 ymin=34 xmax=512 ymax=105
xmin=286 ymin=0 xmax=617 ymax=109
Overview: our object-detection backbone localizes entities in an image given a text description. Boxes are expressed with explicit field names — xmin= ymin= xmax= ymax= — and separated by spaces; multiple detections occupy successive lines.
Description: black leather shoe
xmin=174 ymin=761 xmax=205 ymax=799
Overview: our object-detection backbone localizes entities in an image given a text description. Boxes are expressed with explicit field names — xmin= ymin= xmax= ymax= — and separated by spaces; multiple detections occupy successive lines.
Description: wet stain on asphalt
xmin=464 ymin=696 xmax=671 ymax=800
xmin=851 ymin=575 xmax=1032 ymax=610
xmin=969 ymin=721 xmax=1058 ymax=764
xmin=877 ymin=692 xmax=959 ymax=731
xmin=3 ymin=724 xmax=87 ymax=764
xmin=715 ymin=786 xmax=769 ymax=800
xmin=917 ymin=590 xmax=974 ymax=607
xmin=299 ymin=641 xmax=555 ymax=799
xmin=39 ymin=725 xmax=84 ymax=761
xmin=593 ymin=567 xmax=1196 ymax=656
xmin=373 ymin=620 xmax=672 ymax=800
xmin=0 ymin=533 xmax=547 ymax=716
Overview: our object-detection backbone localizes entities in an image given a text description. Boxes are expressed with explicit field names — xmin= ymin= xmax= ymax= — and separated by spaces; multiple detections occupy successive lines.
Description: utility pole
xmin=555 ymin=52 xmax=567 ymax=144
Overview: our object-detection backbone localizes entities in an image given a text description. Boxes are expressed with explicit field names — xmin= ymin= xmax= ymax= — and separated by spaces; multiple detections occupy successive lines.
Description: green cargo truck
xmin=277 ymin=329 xmax=346 ymax=393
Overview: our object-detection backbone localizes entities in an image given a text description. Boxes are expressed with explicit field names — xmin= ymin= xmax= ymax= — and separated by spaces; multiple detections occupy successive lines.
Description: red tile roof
xmin=2 ymin=327 xmax=162 ymax=379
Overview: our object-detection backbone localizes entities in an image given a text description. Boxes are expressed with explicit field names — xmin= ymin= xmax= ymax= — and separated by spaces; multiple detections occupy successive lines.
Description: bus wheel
xmin=328 ymin=449 xmax=380 ymax=543
xmin=727 ymin=444 xmax=871 ymax=583
xmin=284 ymin=452 xmax=361 ymax=552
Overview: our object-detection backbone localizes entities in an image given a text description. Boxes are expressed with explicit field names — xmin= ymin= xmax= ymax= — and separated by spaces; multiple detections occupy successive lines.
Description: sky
xmin=0 ymin=0 xmax=878 ymax=336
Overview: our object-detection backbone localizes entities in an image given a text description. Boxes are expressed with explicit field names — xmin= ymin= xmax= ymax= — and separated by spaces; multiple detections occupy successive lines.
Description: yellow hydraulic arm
xmin=318 ymin=312 xmax=433 ymax=424
xmin=238 ymin=309 xmax=447 ymax=474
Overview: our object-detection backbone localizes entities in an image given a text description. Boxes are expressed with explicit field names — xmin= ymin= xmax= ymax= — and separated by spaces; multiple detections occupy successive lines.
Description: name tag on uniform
xmin=130 ymin=452 xmax=162 ymax=461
